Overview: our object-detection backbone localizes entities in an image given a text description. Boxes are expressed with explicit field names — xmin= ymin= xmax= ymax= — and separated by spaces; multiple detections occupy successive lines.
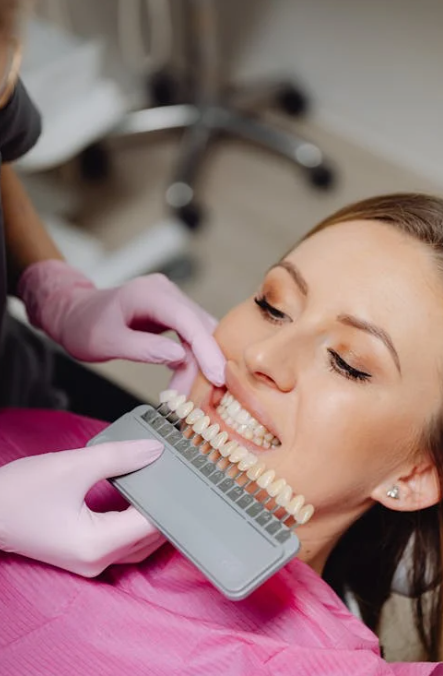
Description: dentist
xmin=0 ymin=3 xmax=225 ymax=576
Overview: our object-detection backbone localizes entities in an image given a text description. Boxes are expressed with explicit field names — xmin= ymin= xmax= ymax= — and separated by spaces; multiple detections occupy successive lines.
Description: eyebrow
xmin=273 ymin=260 xmax=309 ymax=295
xmin=337 ymin=314 xmax=401 ymax=374
xmin=272 ymin=260 xmax=401 ymax=374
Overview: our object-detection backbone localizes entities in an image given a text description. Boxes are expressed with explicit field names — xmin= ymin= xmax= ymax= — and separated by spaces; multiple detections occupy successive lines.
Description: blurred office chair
xmin=114 ymin=0 xmax=336 ymax=230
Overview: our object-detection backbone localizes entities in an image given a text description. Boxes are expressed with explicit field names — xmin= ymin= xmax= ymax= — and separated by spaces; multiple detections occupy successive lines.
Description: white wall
xmin=224 ymin=0 xmax=443 ymax=184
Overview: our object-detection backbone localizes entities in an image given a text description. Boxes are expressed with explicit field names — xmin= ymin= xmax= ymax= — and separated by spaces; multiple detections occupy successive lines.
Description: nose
xmin=244 ymin=328 xmax=297 ymax=393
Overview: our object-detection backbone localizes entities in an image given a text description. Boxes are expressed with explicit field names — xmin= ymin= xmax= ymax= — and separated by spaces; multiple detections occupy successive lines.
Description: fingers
xmin=73 ymin=440 xmax=163 ymax=494
xmin=110 ymin=330 xmax=186 ymax=365
xmin=126 ymin=276 xmax=225 ymax=385
xmin=168 ymin=347 xmax=199 ymax=396
xmin=90 ymin=506 xmax=160 ymax=563
xmin=113 ymin=533 xmax=167 ymax=565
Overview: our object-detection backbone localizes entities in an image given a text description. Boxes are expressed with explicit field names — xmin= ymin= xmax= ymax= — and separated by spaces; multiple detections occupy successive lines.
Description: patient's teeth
xmin=247 ymin=461 xmax=266 ymax=481
xmin=238 ymin=453 xmax=258 ymax=471
xmin=264 ymin=432 xmax=273 ymax=442
xmin=254 ymin=424 xmax=266 ymax=438
xmin=192 ymin=416 xmax=210 ymax=434
xmin=243 ymin=428 xmax=253 ymax=440
xmin=229 ymin=445 xmax=248 ymax=463
xmin=186 ymin=408 xmax=204 ymax=425
xmin=237 ymin=409 xmax=250 ymax=425
xmin=211 ymin=431 xmax=228 ymax=449
xmin=219 ymin=440 xmax=238 ymax=458
xmin=254 ymin=437 xmax=263 ymax=447
xmin=267 ymin=478 xmax=287 ymax=498
xmin=168 ymin=394 xmax=186 ymax=411
xmin=176 ymin=401 xmax=194 ymax=419
xmin=287 ymin=494 xmax=305 ymax=518
xmin=297 ymin=504 xmax=314 ymax=525
xmin=227 ymin=401 xmax=241 ymax=417
xmin=262 ymin=441 xmax=271 ymax=449
xmin=202 ymin=423 xmax=220 ymax=441
xmin=257 ymin=469 xmax=276 ymax=489
xmin=159 ymin=389 xmax=177 ymax=403
xmin=276 ymin=485 xmax=292 ymax=507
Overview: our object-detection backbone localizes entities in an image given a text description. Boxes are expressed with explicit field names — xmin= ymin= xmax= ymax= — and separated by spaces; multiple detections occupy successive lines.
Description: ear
xmin=371 ymin=457 xmax=441 ymax=512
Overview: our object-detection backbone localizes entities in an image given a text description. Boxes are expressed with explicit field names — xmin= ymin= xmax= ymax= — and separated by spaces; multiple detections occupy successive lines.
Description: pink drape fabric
xmin=0 ymin=409 xmax=440 ymax=676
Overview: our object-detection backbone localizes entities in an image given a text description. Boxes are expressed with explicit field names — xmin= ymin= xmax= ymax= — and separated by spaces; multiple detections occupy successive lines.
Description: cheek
xmin=278 ymin=380 xmax=419 ymax=506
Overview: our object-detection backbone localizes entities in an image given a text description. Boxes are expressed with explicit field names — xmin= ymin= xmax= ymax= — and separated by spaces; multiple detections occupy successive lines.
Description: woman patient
xmin=1 ymin=193 xmax=443 ymax=675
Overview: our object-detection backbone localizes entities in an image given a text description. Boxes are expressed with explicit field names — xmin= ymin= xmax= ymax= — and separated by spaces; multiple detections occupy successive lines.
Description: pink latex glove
xmin=0 ymin=439 xmax=166 ymax=576
xmin=18 ymin=261 xmax=225 ymax=391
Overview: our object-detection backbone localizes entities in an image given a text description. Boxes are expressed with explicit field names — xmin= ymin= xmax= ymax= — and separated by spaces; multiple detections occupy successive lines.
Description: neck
xmin=296 ymin=504 xmax=370 ymax=576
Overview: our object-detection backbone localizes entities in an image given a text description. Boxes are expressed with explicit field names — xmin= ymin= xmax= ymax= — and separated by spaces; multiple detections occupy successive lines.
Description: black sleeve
xmin=0 ymin=79 xmax=41 ymax=162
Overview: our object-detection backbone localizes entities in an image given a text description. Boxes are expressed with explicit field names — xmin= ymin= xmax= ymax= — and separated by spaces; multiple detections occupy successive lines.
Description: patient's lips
xmin=159 ymin=389 xmax=315 ymax=528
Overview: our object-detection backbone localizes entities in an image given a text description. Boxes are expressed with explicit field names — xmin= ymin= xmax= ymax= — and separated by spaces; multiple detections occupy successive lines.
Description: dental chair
xmin=114 ymin=0 xmax=336 ymax=230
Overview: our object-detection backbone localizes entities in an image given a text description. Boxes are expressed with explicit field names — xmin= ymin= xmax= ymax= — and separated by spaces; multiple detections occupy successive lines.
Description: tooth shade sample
xmin=186 ymin=408 xmax=204 ymax=425
xmin=287 ymin=494 xmax=305 ymax=518
xmin=267 ymin=478 xmax=287 ymax=498
xmin=175 ymin=401 xmax=194 ymax=419
xmin=202 ymin=423 xmax=220 ymax=441
xmin=237 ymin=453 xmax=258 ymax=471
xmin=219 ymin=440 xmax=238 ymax=458
xmin=257 ymin=469 xmax=276 ymax=489
xmin=210 ymin=431 xmax=229 ymax=449
xmin=276 ymin=485 xmax=292 ymax=507
xmin=192 ymin=415 xmax=210 ymax=434
xmin=246 ymin=461 xmax=266 ymax=481
xmin=159 ymin=389 xmax=177 ymax=403
xmin=229 ymin=445 xmax=248 ymax=463
xmin=296 ymin=504 xmax=315 ymax=525
xmin=168 ymin=394 xmax=186 ymax=411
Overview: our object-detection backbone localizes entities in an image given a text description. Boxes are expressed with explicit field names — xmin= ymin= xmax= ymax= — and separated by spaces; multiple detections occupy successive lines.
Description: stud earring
xmin=386 ymin=485 xmax=400 ymax=500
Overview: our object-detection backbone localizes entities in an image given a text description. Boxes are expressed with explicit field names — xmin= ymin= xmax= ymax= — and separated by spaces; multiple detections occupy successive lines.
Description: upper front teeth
xmin=216 ymin=392 xmax=280 ymax=447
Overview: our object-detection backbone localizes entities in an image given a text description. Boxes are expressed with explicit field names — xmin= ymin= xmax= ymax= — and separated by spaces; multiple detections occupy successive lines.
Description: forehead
xmin=287 ymin=220 xmax=438 ymax=299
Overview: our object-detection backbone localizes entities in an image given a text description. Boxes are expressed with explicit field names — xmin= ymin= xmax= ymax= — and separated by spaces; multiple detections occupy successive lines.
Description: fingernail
xmin=207 ymin=365 xmax=226 ymax=387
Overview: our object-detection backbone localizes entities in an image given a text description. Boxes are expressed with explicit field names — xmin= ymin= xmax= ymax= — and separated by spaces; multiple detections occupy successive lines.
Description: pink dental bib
xmin=0 ymin=409 xmax=439 ymax=676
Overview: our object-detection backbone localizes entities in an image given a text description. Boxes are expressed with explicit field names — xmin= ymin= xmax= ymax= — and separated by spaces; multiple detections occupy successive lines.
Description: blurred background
xmin=12 ymin=0 xmax=443 ymax=660
xmin=13 ymin=0 xmax=442 ymax=408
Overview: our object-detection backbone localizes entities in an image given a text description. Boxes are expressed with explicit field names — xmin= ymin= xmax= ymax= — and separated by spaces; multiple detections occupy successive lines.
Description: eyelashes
xmin=254 ymin=295 xmax=287 ymax=323
xmin=254 ymin=294 xmax=372 ymax=384
xmin=327 ymin=349 xmax=371 ymax=383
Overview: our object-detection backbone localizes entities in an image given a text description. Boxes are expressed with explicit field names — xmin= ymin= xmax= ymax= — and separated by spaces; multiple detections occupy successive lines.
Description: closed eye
xmin=254 ymin=295 xmax=288 ymax=323
xmin=328 ymin=349 xmax=371 ymax=383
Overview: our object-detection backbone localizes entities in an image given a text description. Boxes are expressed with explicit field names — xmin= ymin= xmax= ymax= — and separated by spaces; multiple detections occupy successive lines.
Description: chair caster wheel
xmin=149 ymin=70 xmax=181 ymax=106
xmin=176 ymin=202 xmax=205 ymax=231
xmin=78 ymin=143 xmax=111 ymax=182
xmin=277 ymin=84 xmax=309 ymax=117
xmin=307 ymin=165 xmax=335 ymax=190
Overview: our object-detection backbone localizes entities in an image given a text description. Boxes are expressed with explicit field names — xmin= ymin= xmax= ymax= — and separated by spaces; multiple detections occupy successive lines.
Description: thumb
xmin=74 ymin=439 xmax=164 ymax=494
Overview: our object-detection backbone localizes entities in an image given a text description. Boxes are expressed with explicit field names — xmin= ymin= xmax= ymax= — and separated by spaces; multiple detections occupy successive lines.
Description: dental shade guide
xmin=87 ymin=394 xmax=305 ymax=600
